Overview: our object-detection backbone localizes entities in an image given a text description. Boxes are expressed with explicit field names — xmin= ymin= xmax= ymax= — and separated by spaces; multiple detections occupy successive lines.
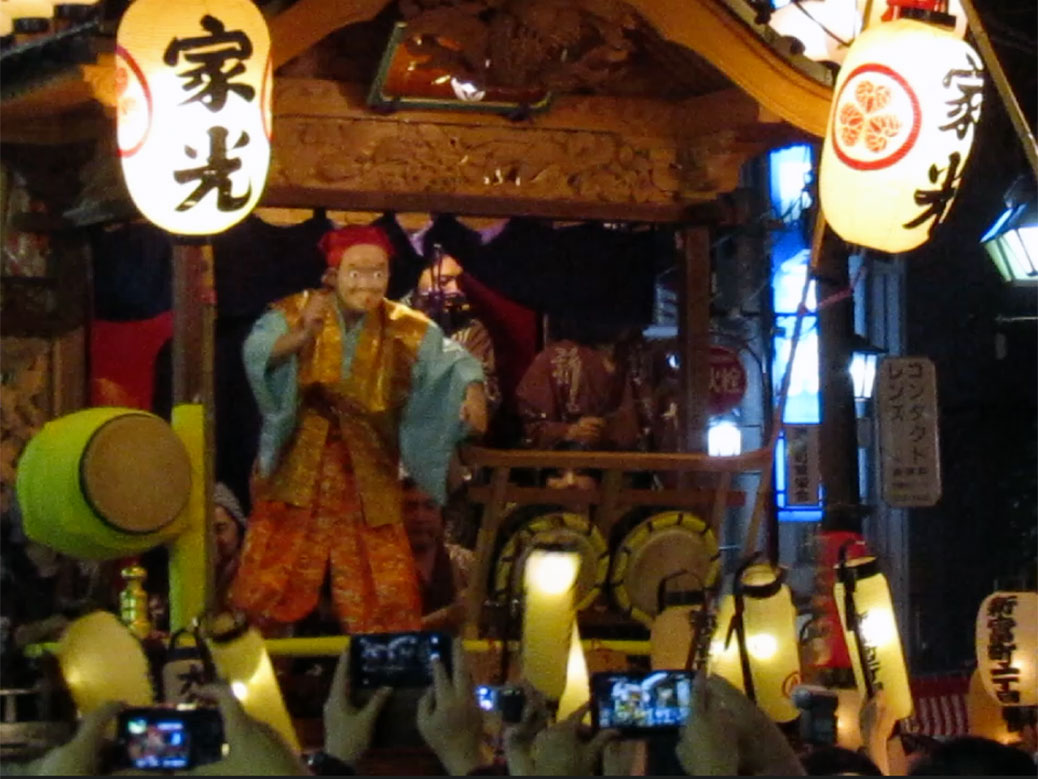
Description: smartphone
xmin=349 ymin=631 xmax=452 ymax=691
xmin=114 ymin=707 xmax=225 ymax=771
xmin=590 ymin=670 xmax=694 ymax=735
xmin=349 ymin=631 xmax=452 ymax=748
xmin=474 ymin=684 xmax=526 ymax=723
xmin=792 ymin=685 xmax=838 ymax=746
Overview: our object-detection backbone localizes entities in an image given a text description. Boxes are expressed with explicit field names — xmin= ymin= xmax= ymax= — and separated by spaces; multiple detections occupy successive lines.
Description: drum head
xmin=81 ymin=414 xmax=192 ymax=534
xmin=609 ymin=511 xmax=719 ymax=626
xmin=493 ymin=510 xmax=608 ymax=611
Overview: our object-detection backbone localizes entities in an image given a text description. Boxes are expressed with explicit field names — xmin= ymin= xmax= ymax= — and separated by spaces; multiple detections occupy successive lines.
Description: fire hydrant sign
xmin=877 ymin=357 xmax=941 ymax=506
xmin=784 ymin=424 xmax=820 ymax=506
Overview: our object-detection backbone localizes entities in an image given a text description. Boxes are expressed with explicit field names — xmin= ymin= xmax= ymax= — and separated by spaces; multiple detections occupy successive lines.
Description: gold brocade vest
xmin=266 ymin=294 xmax=428 ymax=527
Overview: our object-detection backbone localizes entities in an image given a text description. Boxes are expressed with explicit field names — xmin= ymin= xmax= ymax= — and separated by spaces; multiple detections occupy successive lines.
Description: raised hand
xmin=416 ymin=641 xmax=484 ymax=776
xmin=322 ymin=649 xmax=391 ymax=768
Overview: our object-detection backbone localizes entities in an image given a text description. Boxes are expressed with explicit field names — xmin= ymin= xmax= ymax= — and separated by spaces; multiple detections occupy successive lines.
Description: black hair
xmin=800 ymin=746 xmax=884 ymax=776
xmin=909 ymin=736 xmax=1036 ymax=776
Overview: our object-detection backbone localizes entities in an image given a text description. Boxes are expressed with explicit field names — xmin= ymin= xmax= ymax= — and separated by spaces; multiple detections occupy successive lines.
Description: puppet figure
xmin=230 ymin=225 xmax=486 ymax=633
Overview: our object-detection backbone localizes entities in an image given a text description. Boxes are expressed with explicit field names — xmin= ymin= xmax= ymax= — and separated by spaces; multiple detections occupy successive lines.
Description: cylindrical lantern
xmin=116 ymin=0 xmax=271 ymax=235
xmin=203 ymin=615 xmax=299 ymax=751
xmin=650 ymin=584 xmax=705 ymax=671
xmin=833 ymin=555 xmax=912 ymax=720
xmin=966 ymin=668 xmax=1014 ymax=744
xmin=975 ymin=591 xmax=1037 ymax=707
xmin=819 ymin=4 xmax=984 ymax=253
xmin=708 ymin=563 xmax=802 ymax=722
xmin=556 ymin=623 xmax=591 ymax=720
xmin=522 ymin=544 xmax=580 ymax=700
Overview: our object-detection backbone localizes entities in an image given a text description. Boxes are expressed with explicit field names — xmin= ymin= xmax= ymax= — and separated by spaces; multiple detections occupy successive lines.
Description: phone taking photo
xmin=114 ymin=707 xmax=225 ymax=771
xmin=474 ymin=684 xmax=526 ymax=723
xmin=349 ymin=630 xmax=452 ymax=691
xmin=590 ymin=670 xmax=694 ymax=735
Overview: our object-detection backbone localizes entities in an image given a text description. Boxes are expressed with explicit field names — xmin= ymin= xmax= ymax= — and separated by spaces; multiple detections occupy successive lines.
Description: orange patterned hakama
xmin=231 ymin=438 xmax=421 ymax=633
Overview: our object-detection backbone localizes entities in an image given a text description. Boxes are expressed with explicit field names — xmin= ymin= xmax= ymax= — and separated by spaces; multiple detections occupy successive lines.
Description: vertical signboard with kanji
xmin=876 ymin=357 xmax=941 ymax=506
xmin=784 ymin=424 xmax=820 ymax=506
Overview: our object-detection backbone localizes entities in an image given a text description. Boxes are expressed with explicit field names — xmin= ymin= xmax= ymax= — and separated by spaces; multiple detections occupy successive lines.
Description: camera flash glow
xmin=231 ymin=681 xmax=248 ymax=701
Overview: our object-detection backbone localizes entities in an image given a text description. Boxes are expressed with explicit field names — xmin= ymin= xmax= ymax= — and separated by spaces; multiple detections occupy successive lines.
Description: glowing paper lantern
xmin=769 ymin=0 xmax=858 ymax=64
xmin=819 ymin=5 xmax=984 ymax=253
xmin=205 ymin=619 xmax=299 ymax=751
xmin=975 ymin=591 xmax=1037 ymax=707
xmin=649 ymin=588 xmax=704 ymax=671
xmin=708 ymin=563 xmax=802 ymax=722
xmin=556 ymin=623 xmax=591 ymax=720
xmin=116 ymin=0 xmax=271 ymax=235
xmin=522 ymin=544 xmax=580 ymax=700
xmin=57 ymin=611 xmax=154 ymax=714
xmin=967 ymin=669 xmax=1014 ymax=744
xmin=834 ymin=556 xmax=912 ymax=720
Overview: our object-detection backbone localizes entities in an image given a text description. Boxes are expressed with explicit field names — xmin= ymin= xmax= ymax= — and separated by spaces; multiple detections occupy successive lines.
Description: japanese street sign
xmin=708 ymin=345 xmax=748 ymax=415
xmin=876 ymin=356 xmax=941 ymax=507
xmin=784 ymin=424 xmax=821 ymax=506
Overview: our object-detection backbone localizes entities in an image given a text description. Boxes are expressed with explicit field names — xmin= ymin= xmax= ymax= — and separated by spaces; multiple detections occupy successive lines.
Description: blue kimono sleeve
xmin=400 ymin=321 xmax=484 ymax=505
xmin=242 ymin=309 xmax=298 ymax=478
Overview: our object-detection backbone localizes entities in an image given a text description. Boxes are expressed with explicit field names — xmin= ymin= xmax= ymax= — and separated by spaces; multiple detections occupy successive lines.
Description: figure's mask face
xmin=334 ymin=243 xmax=389 ymax=314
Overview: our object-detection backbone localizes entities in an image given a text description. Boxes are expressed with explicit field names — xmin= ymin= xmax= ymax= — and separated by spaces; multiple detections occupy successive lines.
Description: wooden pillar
xmin=678 ymin=226 xmax=712 ymax=454
xmin=814 ymin=225 xmax=862 ymax=532
xmin=169 ymin=241 xmax=216 ymax=627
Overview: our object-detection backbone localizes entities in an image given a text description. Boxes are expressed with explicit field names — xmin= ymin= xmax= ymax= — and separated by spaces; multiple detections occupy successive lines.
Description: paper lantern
xmin=819 ymin=6 xmax=984 ymax=253
xmin=650 ymin=588 xmax=704 ymax=671
xmin=556 ymin=623 xmax=591 ymax=720
xmin=116 ymin=0 xmax=271 ymax=235
xmin=967 ymin=669 xmax=1014 ymax=744
xmin=708 ymin=563 xmax=802 ymax=722
xmin=57 ymin=611 xmax=155 ymax=715
xmin=769 ymin=0 xmax=858 ymax=64
xmin=522 ymin=544 xmax=580 ymax=700
xmin=205 ymin=620 xmax=299 ymax=751
xmin=975 ymin=591 xmax=1037 ymax=707
xmin=834 ymin=555 xmax=912 ymax=720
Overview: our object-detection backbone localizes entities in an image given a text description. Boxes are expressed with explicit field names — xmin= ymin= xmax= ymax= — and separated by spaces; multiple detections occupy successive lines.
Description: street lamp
xmin=981 ymin=178 xmax=1037 ymax=284
xmin=849 ymin=335 xmax=884 ymax=401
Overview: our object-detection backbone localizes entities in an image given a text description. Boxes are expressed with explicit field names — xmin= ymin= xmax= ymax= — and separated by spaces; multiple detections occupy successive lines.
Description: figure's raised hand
xmin=300 ymin=290 xmax=331 ymax=336
xmin=566 ymin=416 xmax=605 ymax=446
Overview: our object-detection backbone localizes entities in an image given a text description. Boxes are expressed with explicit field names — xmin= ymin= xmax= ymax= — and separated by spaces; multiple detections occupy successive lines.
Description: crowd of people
xmin=4 ymin=640 xmax=1035 ymax=776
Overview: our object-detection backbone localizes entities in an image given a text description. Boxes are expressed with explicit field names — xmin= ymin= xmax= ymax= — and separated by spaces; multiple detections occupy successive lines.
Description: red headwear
xmin=318 ymin=225 xmax=395 ymax=268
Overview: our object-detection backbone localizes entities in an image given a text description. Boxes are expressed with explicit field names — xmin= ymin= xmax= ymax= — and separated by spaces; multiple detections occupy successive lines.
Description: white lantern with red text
xmin=975 ymin=591 xmax=1037 ymax=707
xmin=116 ymin=0 xmax=271 ymax=236
xmin=819 ymin=3 xmax=983 ymax=253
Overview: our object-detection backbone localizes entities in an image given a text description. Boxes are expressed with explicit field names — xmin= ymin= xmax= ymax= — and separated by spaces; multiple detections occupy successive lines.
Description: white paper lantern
xmin=522 ymin=545 xmax=580 ymax=700
xmin=116 ymin=0 xmax=271 ymax=236
xmin=708 ymin=564 xmax=802 ymax=723
xmin=834 ymin=556 xmax=913 ymax=720
xmin=819 ymin=12 xmax=984 ymax=253
xmin=975 ymin=591 xmax=1038 ymax=707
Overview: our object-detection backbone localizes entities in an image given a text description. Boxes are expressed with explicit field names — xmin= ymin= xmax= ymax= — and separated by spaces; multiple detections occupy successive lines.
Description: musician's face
xmin=335 ymin=244 xmax=389 ymax=314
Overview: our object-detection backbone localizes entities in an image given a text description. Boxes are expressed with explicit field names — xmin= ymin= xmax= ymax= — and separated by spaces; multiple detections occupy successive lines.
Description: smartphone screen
xmin=116 ymin=708 xmax=224 ymax=771
xmin=590 ymin=671 xmax=694 ymax=734
xmin=350 ymin=631 xmax=452 ymax=689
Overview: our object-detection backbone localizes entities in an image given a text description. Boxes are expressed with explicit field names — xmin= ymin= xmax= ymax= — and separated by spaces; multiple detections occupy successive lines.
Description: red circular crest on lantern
xmin=114 ymin=46 xmax=152 ymax=158
xmin=831 ymin=63 xmax=921 ymax=172
xmin=781 ymin=670 xmax=803 ymax=699
xmin=708 ymin=346 xmax=747 ymax=415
